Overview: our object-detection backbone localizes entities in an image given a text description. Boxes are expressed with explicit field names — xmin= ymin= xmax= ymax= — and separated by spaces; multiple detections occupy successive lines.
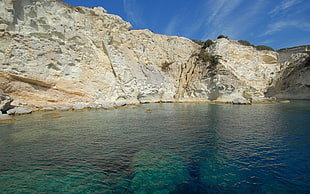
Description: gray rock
xmin=56 ymin=106 xmax=72 ymax=111
xmin=232 ymin=98 xmax=251 ymax=105
xmin=0 ymin=90 xmax=13 ymax=113
xmin=0 ymin=23 xmax=8 ymax=31
xmin=7 ymin=107 xmax=33 ymax=115
xmin=101 ymin=102 xmax=115 ymax=109
xmin=87 ymin=103 xmax=100 ymax=109
xmin=73 ymin=103 xmax=87 ymax=110
xmin=41 ymin=107 xmax=55 ymax=111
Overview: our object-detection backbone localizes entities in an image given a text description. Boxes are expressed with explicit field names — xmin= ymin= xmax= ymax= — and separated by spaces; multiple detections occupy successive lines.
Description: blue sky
xmin=62 ymin=0 xmax=310 ymax=49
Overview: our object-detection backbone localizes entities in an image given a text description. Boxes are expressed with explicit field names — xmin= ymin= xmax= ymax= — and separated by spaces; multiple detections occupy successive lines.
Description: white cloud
xmin=123 ymin=0 xmax=143 ymax=26
xmin=196 ymin=0 xmax=245 ymax=39
xmin=263 ymin=20 xmax=310 ymax=35
xmin=269 ymin=0 xmax=303 ymax=16
xmin=202 ymin=0 xmax=266 ymax=40
xmin=206 ymin=0 xmax=244 ymax=25
xmin=205 ymin=0 xmax=226 ymax=25
xmin=164 ymin=16 xmax=179 ymax=36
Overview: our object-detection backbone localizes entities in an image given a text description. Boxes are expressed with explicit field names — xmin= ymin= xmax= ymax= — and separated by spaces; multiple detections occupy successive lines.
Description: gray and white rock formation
xmin=266 ymin=52 xmax=310 ymax=99
xmin=0 ymin=0 xmax=309 ymax=111
xmin=0 ymin=89 xmax=13 ymax=113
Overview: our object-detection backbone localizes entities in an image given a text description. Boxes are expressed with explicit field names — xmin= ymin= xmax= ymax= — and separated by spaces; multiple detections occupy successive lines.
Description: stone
xmin=7 ymin=107 xmax=33 ymax=115
xmin=73 ymin=103 xmax=87 ymax=110
xmin=57 ymin=106 xmax=72 ymax=111
xmin=232 ymin=98 xmax=251 ymax=105
xmin=41 ymin=107 xmax=55 ymax=111
xmin=0 ymin=24 xmax=8 ymax=31
xmin=0 ymin=90 xmax=13 ymax=113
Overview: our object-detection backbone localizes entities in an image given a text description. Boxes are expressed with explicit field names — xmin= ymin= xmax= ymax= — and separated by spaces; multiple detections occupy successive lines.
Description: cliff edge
xmin=0 ymin=0 xmax=309 ymax=113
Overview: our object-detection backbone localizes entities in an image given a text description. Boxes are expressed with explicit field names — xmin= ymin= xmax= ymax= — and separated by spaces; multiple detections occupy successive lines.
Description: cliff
xmin=0 ymin=0 xmax=309 ymax=114
xmin=266 ymin=49 xmax=310 ymax=99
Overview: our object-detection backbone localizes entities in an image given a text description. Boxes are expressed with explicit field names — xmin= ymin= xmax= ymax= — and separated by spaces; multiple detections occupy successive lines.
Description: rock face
xmin=193 ymin=39 xmax=280 ymax=103
xmin=266 ymin=51 xmax=310 ymax=99
xmin=0 ymin=0 xmax=309 ymax=110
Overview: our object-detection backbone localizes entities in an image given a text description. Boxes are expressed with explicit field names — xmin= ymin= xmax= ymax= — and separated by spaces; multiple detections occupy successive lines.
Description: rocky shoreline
xmin=0 ymin=89 xmax=287 ymax=122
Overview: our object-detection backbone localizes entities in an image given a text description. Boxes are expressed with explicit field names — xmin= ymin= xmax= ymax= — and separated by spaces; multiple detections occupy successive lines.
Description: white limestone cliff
xmin=0 ymin=0 xmax=308 ymax=112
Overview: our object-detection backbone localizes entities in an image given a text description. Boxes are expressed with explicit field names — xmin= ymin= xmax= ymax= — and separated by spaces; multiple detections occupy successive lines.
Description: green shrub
xmin=161 ymin=61 xmax=173 ymax=71
xmin=255 ymin=45 xmax=274 ymax=51
xmin=238 ymin=40 xmax=253 ymax=46
xmin=237 ymin=40 xmax=274 ymax=51
xmin=202 ymin=39 xmax=215 ymax=49
xmin=192 ymin=39 xmax=215 ymax=49
xmin=193 ymin=50 xmax=221 ymax=67
xmin=217 ymin=35 xmax=229 ymax=39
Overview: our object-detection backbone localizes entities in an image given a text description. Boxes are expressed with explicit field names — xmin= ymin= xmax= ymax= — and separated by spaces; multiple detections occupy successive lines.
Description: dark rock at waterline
xmin=0 ymin=90 xmax=13 ymax=113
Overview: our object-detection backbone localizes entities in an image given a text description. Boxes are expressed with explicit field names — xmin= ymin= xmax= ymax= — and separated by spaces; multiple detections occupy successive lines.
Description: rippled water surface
xmin=0 ymin=102 xmax=310 ymax=193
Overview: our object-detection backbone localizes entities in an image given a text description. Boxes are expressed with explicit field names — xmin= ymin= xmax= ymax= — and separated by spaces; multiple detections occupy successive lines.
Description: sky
xmin=61 ymin=0 xmax=310 ymax=50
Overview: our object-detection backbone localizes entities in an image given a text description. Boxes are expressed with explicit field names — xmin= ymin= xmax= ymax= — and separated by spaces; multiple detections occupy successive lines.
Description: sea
xmin=0 ymin=101 xmax=309 ymax=193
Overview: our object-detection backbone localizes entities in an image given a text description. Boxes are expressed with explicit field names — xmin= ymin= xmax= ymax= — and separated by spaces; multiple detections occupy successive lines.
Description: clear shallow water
xmin=0 ymin=102 xmax=310 ymax=193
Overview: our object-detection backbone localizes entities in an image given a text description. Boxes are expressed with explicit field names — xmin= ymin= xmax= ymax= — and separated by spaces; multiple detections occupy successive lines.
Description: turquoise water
xmin=0 ymin=102 xmax=310 ymax=193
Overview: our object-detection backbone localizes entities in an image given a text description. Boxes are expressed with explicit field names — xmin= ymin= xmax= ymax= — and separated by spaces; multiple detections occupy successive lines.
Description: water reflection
xmin=0 ymin=102 xmax=309 ymax=193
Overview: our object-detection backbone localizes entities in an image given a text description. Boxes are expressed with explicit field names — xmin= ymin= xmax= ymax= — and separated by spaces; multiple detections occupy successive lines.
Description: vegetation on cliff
xmin=191 ymin=41 xmax=222 ymax=77
xmin=192 ymin=51 xmax=221 ymax=67
xmin=238 ymin=40 xmax=274 ymax=51
xmin=217 ymin=35 xmax=229 ymax=39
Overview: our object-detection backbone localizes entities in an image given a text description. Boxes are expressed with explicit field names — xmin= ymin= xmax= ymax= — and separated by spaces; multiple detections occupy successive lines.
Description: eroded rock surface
xmin=266 ymin=52 xmax=310 ymax=99
xmin=0 ymin=0 xmax=309 ymax=111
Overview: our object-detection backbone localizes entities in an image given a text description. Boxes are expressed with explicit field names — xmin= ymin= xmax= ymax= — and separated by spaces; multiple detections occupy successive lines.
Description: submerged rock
xmin=0 ymin=166 xmax=108 ymax=193
xmin=130 ymin=148 xmax=189 ymax=193
xmin=200 ymin=157 xmax=243 ymax=192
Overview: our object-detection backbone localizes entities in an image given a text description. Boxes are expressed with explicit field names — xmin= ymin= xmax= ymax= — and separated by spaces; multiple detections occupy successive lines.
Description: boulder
xmin=7 ymin=107 xmax=33 ymax=115
xmin=232 ymin=98 xmax=251 ymax=105
xmin=73 ymin=103 xmax=87 ymax=110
